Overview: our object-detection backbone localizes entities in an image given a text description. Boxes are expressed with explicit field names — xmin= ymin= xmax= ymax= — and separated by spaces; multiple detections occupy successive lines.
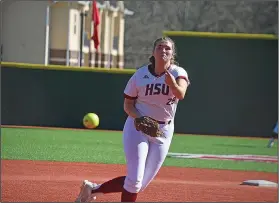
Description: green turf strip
xmin=1 ymin=127 xmax=277 ymax=172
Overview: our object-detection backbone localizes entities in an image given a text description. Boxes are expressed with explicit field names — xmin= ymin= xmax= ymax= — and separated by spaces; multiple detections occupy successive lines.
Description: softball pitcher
xmin=75 ymin=37 xmax=190 ymax=202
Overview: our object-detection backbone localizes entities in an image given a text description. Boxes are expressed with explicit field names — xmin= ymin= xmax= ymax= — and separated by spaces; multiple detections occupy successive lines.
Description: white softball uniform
xmin=122 ymin=64 xmax=190 ymax=193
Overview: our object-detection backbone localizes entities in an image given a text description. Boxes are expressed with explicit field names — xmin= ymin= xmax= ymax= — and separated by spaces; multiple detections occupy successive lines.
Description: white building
xmin=1 ymin=1 xmax=134 ymax=69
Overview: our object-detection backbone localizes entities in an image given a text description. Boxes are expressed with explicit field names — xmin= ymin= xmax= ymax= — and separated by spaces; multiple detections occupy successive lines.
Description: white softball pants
xmin=122 ymin=116 xmax=174 ymax=193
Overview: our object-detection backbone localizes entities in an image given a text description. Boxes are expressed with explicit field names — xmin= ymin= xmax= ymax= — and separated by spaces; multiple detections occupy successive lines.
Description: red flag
xmin=91 ymin=0 xmax=100 ymax=50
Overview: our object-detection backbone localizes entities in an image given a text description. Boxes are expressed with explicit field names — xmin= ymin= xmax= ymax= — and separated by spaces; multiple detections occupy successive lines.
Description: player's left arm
xmin=165 ymin=69 xmax=190 ymax=100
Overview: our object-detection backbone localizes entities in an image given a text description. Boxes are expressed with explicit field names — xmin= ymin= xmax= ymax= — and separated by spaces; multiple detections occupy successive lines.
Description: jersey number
xmin=166 ymin=97 xmax=176 ymax=105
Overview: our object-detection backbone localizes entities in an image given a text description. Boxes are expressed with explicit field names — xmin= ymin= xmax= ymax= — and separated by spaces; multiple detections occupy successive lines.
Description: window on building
xmin=109 ymin=0 xmax=117 ymax=8
xmin=113 ymin=36 xmax=119 ymax=50
xmin=84 ymin=31 xmax=90 ymax=48
xmin=74 ymin=13 xmax=77 ymax=35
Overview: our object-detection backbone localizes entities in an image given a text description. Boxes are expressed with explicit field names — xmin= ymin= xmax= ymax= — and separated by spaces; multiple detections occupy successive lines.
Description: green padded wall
xmin=2 ymin=66 xmax=131 ymax=130
xmin=166 ymin=34 xmax=278 ymax=137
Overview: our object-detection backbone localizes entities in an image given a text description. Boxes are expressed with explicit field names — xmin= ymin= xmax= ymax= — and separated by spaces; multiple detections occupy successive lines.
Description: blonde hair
xmin=149 ymin=37 xmax=178 ymax=65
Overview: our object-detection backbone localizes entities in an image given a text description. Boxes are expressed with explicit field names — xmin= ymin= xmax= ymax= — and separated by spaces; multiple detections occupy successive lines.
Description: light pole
xmin=44 ymin=0 xmax=58 ymax=66
xmin=79 ymin=11 xmax=87 ymax=67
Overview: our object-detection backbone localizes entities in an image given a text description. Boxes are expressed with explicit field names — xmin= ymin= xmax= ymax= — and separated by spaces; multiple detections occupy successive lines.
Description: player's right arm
xmin=123 ymin=73 xmax=142 ymax=119
xmin=124 ymin=98 xmax=142 ymax=119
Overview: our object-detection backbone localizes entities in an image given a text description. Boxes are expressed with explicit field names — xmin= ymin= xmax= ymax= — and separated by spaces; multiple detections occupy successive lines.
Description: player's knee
xmin=123 ymin=177 xmax=142 ymax=193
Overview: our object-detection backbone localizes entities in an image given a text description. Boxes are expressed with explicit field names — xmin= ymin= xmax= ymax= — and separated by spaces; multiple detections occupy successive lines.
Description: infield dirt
xmin=2 ymin=160 xmax=278 ymax=202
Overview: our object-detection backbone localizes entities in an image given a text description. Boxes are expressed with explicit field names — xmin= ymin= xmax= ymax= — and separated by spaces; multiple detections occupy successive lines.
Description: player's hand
xmin=165 ymin=70 xmax=176 ymax=87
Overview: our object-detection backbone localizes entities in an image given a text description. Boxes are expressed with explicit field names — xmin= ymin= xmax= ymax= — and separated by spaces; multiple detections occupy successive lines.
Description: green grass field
xmin=1 ymin=127 xmax=278 ymax=173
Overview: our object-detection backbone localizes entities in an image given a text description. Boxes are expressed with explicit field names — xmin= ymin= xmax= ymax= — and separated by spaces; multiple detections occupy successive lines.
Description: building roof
xmin=78 ymin=1 xmax=134 ymax=16
xmin=51 ymin=1 xmax=134 ymax=15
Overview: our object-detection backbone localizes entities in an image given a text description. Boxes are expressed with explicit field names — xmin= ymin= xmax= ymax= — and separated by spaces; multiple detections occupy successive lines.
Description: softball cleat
xmin=75 ymin=180 xmax=97 ymax=202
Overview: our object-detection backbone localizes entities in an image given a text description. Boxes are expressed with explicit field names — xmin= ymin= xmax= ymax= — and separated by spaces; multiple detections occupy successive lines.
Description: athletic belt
xmin=156 ymin=120 xmax=171 ymax=125
xmin=144 ymin=117 xmax=171 ymax=125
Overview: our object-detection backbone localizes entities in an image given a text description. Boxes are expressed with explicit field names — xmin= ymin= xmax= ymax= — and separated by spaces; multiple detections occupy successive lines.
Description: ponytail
xmin=149 ymin=56 xmax=155 ymax=68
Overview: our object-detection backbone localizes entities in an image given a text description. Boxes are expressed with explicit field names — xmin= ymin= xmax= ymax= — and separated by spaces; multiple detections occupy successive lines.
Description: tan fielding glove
xmin=134 ymin=116 xmax=164 ymax=137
